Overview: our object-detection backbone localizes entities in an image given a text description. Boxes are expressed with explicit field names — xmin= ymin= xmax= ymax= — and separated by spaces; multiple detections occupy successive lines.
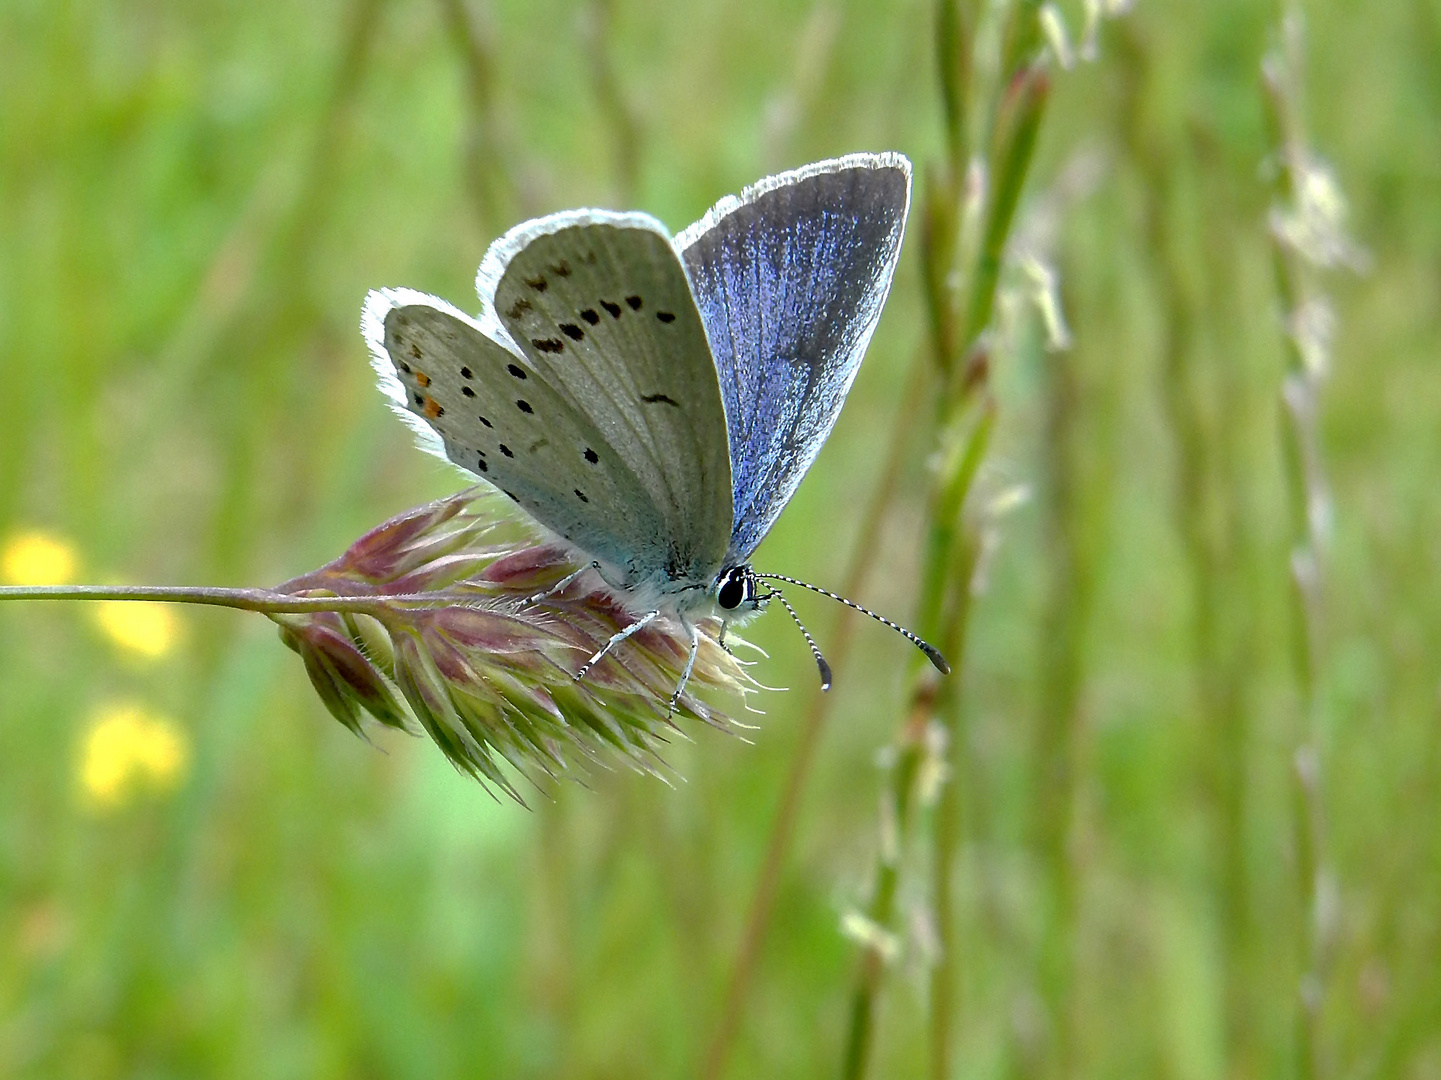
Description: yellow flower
xmin=94 ymin=601 xmax=180 ymax=659
xmin=79 ymin=703 xmax=189 ymax=809
xmin=1 ymin=531 xmax=78 ymax=585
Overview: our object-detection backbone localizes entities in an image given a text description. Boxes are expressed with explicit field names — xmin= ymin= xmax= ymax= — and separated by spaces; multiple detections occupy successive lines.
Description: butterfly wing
xmin=676 ymin=152 xmax=911 ymax=563
xmin=364 ymin=287 xmax=680 ymax=576
xmin=480 ymin=210 xmax=733 ymax=586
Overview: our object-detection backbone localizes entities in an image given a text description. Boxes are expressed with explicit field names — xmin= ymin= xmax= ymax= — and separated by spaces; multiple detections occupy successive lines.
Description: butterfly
xmin=362 ymin=152 xmax=948 ymax=710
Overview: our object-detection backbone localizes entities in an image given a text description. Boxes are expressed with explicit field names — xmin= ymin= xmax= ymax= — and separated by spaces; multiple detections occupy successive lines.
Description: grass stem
xmin=1262 ymin=8 xmax=1346 ymax=1077
xmin=838 ymin=3 xmax=1051 ymax=1076
xmin=0 ymin=584 xmax=506 ymax=617
xmin=700 ymin=351 xmax=930 ymax=1080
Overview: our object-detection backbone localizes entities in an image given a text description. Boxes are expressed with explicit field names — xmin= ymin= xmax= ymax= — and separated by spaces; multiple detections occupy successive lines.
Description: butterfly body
xmin=364 ymin=152 xmax=942 ymax=700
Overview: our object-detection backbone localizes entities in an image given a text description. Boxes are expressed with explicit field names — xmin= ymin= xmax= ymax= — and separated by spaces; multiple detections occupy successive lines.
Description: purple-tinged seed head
xmin=268 ymin=489 xmax=755 ymax=800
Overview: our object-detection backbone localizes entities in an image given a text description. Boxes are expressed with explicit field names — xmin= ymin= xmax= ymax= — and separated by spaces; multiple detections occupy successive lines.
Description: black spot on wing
xmin=656 ymin=311 xmax=676 ymax=323
xmin=478 ymin=415 xmax=492 ymax=428
xmin=560 ymin=323 xmax=584 ymax=340
xmin=476 ymin=456 xmax=489 ymax=473
xmin=524 ymin=275 xmax=547 ymax=292
xmin=461 ymin=386 xmax=476 ymax=398
xmin=506 ymin=298 xmax=531 ymax=320
xmin=580 ymin=309 xmax=600 ymax=325
xmin=507 ymin=363 xmax=528 ymax=379
xmin=531 ymin=338 xmax=565 ymax=354
xmin=550 ymin=260 xmax=571 ymax=277
xmin=574 ymin=489 xmax=589 ymax=503
xmin=583 ymin=447 xmax=598 ymax=464
xmin=499 ymin=444 xmax=514 ymax=458
xmin=459 ymin=366 xmax=473 ymax=379
xmin=625 ymin=295 xmax=642 ymax=310
xmin=600 ymin=299 xmax=621 ymax=318
xmin=640 ymin=393 xmax=681 ymax=408
xmin=516 ymin=399 xmax=533 ymax=414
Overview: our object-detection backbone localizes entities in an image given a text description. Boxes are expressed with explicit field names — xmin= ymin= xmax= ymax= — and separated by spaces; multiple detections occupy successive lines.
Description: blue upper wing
xmin=676 ymin=153 xmax=911 ymax=563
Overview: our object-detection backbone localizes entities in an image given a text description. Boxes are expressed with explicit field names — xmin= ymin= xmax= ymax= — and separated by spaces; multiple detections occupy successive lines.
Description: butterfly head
xmin=714 ymin=565 xmax=763 ymax=613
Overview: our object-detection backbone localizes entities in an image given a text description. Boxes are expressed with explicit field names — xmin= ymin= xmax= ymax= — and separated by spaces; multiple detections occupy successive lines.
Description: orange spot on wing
xmin=414 ymin=371 xmax=432 ymax=387
xmin=421 ymin=396 xmax=443 ymax=419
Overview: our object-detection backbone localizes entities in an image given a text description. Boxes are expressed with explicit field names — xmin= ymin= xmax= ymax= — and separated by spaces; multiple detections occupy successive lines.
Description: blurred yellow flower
xmin=94 ymin=601 xmax=180 ymax=659
xmin=80 ymin=703 xmax=189 ymax=809
xmin=1 ymin=531 xmax=78 ymax=585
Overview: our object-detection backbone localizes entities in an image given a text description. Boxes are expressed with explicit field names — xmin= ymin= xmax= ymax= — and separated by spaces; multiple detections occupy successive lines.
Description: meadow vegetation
xmin=1 ymin=0 xmax=1438 ymax=1077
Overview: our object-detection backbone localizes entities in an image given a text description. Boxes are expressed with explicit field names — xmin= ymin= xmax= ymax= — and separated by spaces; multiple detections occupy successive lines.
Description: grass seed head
xmin=272 ymin=488 xmax=755 ymax=800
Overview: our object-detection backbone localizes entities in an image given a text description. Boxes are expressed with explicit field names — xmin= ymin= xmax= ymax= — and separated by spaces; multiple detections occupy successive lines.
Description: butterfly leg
xmin=716 ymin=620 xmax=737 ymax=658
xmin=575 ymin=608 xmax=660 ymax=681
xmin=524 ymin=560 xmax=602 ymax=606
xmin=667 ymin=615 xmax=702 ymax=718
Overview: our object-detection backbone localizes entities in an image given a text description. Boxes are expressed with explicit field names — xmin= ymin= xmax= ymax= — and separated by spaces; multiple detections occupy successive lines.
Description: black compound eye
xmin=717 ymin=572 xmax=746 ymax=611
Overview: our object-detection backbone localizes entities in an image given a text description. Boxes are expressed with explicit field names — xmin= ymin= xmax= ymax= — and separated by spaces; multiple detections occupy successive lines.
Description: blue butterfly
xmin=363 ymin=152 xmax=948 ymax=707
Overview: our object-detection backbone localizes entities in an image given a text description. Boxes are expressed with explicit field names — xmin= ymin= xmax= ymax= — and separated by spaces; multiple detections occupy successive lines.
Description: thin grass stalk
xmin=0 ymin=584 xmax=499 ymax=614
xmin=700 ymin=351 xmax=930 ymax=1080
xmin=923 ymin=56 xmax=1048 ymax=1080
xmin=998 ymin=0 xmax=1045 ymax=84
xmin=204 ymin=0 xmax=386 ymax=590
xmin=758 ymin=4 xmax=842 ymax=165
xmin=958 ymin=64 xmax=1050 ymax=358
xmin=839 ymin=3 xmax=1051 ymax=1076
xmin=438 ymin=0 xmax=528 ymax=229
xmin=927 ymin=522 xmax=980 ymax=1080
xmin=1031 ymin=293 xmax=1089 ymax=1079
xmin=840 ymin=407 xmax=993 ymax=1080
xmin=840 ymin=397 xmax=994 ymax=1080
xmin=1116 ymin=25 xmax=1258 ymax=1079
xmin=1197 ymin=120 xmax=1277 ymax=1080
xmin=98 ymin=0 xmax=384 ymax=561
xmin=840 ymin=684 xmax=938 ymax=1080
xmin=582 ymin=0 xmax=642 ymax=204
xmin=1262 ymin=9 xmax=1350 ymax=1078
xmin=935 ymin=0 xmax=974 ymax=179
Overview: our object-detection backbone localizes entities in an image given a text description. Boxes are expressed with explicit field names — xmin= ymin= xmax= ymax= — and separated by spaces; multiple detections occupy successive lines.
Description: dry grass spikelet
xmin=271 ymin=488 xmax=757 ymax=801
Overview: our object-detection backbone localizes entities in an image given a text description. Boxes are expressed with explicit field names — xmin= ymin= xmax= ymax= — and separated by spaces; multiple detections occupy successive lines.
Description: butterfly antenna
xmin=757 ymin=573 xmax=951 ymax=675
xmin=765 ymin=586 xmax=833 ymax=691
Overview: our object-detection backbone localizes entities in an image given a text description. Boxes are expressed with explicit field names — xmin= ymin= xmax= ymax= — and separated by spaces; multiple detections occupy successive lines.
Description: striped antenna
xmin=763 ymin=585 xmax=833 ymax=691
xmin=756 ymin=573 xmax=951 ymax=676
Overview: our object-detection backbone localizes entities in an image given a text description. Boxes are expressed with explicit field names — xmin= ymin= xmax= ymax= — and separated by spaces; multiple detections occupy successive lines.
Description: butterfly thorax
xmin=560 ymin=543 xmax=763 ymax=623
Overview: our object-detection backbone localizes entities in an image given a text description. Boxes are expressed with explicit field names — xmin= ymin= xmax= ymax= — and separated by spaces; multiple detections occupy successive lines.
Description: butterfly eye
xmin=717 ymin=570 xmax=747 ymax=611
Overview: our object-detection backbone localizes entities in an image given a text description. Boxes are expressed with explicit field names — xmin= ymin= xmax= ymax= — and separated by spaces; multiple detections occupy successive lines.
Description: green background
xmin=2 ymin=0 xmax=1439 ymax=1076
